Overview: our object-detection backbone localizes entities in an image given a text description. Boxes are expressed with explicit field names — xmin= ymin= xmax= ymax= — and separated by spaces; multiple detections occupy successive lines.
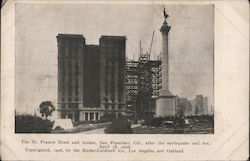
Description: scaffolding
xmin=126 ymin=53 xmax=161 ymax=119
xmin=126 ymin=59 xmax=138 ymax=112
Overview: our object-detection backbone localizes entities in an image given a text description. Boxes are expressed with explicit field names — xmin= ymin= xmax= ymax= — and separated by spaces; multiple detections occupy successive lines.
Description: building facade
xmin=176 ymin=97 xmax=192 ymax=116
xmin=57 ymin=34 xmax=126 ymax=122
xmin=190 ymin=95 xmax=208 ymax=116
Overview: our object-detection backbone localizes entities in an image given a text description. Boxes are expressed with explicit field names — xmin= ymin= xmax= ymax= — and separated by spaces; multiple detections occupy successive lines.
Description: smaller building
xmin=190 ymin=95 xmax=209 ymax=116
xmin=176 ymin=97 xmax=192 ymax=116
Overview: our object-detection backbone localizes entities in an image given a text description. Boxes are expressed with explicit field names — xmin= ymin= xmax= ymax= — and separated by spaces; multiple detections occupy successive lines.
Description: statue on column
xmin=163 ymin=7 xmax=169 ymax=20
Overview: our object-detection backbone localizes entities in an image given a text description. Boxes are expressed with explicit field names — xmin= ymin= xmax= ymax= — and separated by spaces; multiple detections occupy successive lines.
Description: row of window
xmin=104 ymin=104 xmax=123 ymax=110
xmin=61 ymin=82 xmax=79 ymax=86
xmin=61 ymin=93 xmax=77 ymax=98
xmin=61 ymin=103 xmax=79 ymax=109
xmin=61 ymin=97 xmax=79 ymax=102
xmin=60 ymin=66 xmax=80 ymax=73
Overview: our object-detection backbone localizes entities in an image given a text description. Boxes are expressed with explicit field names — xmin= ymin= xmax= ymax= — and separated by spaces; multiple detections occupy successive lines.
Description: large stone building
xmin=57 ymin=34 xmax=126 ymax=122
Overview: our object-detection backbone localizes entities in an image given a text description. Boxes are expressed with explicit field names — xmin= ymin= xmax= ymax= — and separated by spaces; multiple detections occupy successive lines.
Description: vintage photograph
xmin=15 ymin=3 xmax=214 ymax=134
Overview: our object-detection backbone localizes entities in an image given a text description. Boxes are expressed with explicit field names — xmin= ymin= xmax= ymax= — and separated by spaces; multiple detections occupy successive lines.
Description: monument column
xmin=160 ymin=20 xmax=171 ymax=95
xmin=156 ymin=8 xmax=176 ymax=117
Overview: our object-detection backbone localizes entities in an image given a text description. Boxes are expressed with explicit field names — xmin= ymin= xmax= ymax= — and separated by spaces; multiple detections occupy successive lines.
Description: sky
xmin=15 ymin=3 xmax=214 ymax=114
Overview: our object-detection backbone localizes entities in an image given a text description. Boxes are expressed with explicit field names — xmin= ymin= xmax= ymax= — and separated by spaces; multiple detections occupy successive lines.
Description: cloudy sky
xmin=15 ymin=3 xmax=214 ymax=114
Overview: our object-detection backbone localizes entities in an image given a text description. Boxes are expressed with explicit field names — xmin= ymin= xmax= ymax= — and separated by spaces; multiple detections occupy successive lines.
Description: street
xmin=79 ymin=124 xmax=141 ymax=134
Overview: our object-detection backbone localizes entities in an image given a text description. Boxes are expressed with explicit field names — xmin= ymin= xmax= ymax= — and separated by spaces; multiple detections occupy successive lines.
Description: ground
xmin=53 ymin=115 xmax=214 ymax=134
xmin=78 ymin=124 xmax=213 ymax=134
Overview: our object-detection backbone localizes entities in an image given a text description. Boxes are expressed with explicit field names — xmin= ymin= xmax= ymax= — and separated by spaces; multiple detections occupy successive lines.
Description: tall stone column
xmin=160 ymin=20 xmax=171 ymax=96
xmin=156 ymin=11 xmax=177 ymax=117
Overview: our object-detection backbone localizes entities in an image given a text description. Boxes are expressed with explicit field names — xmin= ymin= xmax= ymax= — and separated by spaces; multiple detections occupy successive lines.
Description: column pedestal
xmin=156 ymin=95 xmax=176 ymax=117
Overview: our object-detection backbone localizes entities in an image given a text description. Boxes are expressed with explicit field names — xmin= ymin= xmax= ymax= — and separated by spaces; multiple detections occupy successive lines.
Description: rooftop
xmin=100 ymin=35 xmax=126 ymax=40
xmin=57 ymin=34 xmax=85 ymax=39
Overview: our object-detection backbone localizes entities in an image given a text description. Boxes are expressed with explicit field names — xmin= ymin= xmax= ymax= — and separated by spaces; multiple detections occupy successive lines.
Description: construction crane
xmin=148 ymin=31 xmax=155 ymax=60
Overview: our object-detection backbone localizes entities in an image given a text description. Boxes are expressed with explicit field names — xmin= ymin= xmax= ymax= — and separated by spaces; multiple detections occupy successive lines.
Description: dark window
xmin=68 ymin=90 xmax=72 ymax=96
xmin=75 ymin=112 xmax=79 ymax=121
xmin=75 ymin=69 xmax=79 ymax=75
xmin=95 ymin=113 xmax=99 ymax=120
xmin=90 ymin=113 xmax=94 ymax=120
xmin=68 ymin=113 xmax=73 ymax=119
xmin=61 ymin=104 xmax=65 ymax=108
xmin=85 ymin=113 xmax=88 ymax=121
xmin=62 ymin=78 xmax=65 ymax=84
xmin=61 ymin=112 xmax=66 ymax=119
